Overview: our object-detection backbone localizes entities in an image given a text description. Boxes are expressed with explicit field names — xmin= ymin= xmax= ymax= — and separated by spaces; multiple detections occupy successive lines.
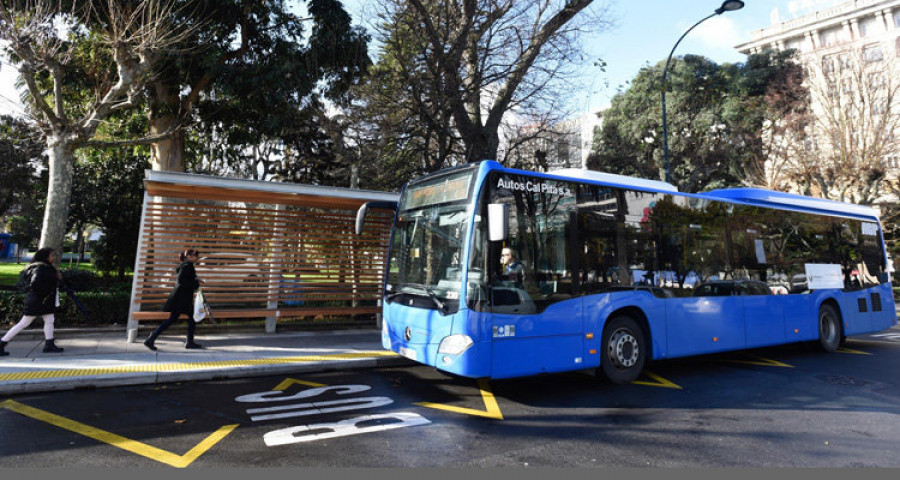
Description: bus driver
xmin=501 ymin=247 xmax=525 ymax=285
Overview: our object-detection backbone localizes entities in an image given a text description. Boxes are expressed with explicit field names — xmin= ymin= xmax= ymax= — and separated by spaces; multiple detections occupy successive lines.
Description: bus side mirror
xmin=355 ymin=201 xmax=398 ymax=236
xmin=488 ymin=203 xmax=509 ymax=242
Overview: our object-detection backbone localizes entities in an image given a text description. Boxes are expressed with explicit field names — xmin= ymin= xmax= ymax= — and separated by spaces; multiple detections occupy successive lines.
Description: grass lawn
xmin=0 ymin=261 xmax=99 ymax=286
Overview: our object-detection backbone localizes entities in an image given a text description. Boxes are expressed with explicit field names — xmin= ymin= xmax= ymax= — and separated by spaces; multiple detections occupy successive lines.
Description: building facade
xmin=502 ymin=109 xmax=603 ymax=172
xmin=737 ymin=0 xmax=900 ymax=57
xmin=735 ymin=0 xmax=900 ymax=208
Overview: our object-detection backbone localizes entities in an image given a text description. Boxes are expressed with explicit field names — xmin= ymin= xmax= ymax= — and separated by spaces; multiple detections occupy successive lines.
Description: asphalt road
xmin=3 ymin=325 xmax=900 ymax=468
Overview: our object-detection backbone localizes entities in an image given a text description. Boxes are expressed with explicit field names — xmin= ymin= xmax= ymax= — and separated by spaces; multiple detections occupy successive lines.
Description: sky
xmin=0 ymin=0 xmax=846 ymax=119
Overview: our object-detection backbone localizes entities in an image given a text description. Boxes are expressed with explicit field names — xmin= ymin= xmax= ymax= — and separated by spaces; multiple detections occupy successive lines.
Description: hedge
xmin=0 ymin=290 xmax=131 ymax=327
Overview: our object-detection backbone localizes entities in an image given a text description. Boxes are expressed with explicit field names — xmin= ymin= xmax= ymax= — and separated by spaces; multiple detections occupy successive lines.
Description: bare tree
xmin=0 ymin=0 xmax=193 ymax=262
xmin=367 ymin=0 xmax=611 ymax=164
xmin=741 ymin=53 xmax=810 ymax=190
xmin=774 ymin=48 xmax=900 ymax=204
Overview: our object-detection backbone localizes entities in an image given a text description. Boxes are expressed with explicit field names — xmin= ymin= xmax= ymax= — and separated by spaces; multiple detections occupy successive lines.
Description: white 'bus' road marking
xmin=235 ymin=379 xmax=430 ymax=447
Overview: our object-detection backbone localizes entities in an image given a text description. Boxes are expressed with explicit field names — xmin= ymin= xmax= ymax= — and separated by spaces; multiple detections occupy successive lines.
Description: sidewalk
xmin=0 ymin=329 xmax=410 ymax=396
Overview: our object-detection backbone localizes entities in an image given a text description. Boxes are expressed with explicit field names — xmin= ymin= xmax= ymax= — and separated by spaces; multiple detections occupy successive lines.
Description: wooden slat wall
xmin=130 ymin=194 xmax=393 ymax=326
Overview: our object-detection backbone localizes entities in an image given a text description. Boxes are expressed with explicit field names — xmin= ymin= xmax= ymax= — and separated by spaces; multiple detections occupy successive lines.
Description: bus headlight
xmin=438 ymin=335 xmax=473 ymax=355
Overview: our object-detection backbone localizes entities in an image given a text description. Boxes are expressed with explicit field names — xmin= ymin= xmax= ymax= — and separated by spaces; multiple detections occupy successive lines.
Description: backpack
xmin=16 ymin=264 xmax=42 ymax=295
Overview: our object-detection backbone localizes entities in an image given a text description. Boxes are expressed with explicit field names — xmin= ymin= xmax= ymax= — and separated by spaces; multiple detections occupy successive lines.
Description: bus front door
xmin=489 ymin=287 xmax=583 ymax=379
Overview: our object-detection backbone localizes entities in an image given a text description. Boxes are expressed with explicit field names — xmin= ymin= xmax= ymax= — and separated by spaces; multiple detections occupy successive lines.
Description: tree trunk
xmin=149 ymin=82 xmax=185 ymax=172
xmin=39 ymin=137 xmax=75 ymax=269
xmin=350 ymin=164 xmax=359 ymax=189
xmin=464 ymin=130 xmax=501 ymax=163
xmin=73 ymin=225 xmax=85 ymax=264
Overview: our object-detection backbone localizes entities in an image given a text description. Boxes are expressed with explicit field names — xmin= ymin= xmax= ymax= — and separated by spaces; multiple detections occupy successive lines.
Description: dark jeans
xmin=147 ymin=311 xmax=195 ymax=343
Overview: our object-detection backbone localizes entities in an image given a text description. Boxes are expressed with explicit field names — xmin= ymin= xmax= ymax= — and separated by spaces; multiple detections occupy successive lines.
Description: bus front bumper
xmin=382 ymin=316 xmax=491 ymax=378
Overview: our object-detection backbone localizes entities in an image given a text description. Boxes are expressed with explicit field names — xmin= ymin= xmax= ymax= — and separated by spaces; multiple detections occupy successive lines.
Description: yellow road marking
xmin=415 ymin=379 xmax=504 ymax=419
xmin=722 ymin=354 xmax=794 ymax=368
xmin=836 ymin=347 xmax=872 ymax=355
xmin=631 ymin=370 xmax=683 ymax=389
xmin=272 ymin=378 xmax=327 ymax=391
xmin=0 ymin=351 xmax=397 ymax=383
xmin=0 ymin=400 xmax=237 ymax=468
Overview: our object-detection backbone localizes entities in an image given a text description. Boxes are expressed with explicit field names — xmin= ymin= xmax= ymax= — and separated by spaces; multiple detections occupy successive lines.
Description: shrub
xmin=59 ymin=290 xmax=130 ymax=325
xmin=0 ymin=292 xmax=24 ymax=324
xmin=0 ymin=290 xmax=130 ymax=326
xmin=60 ymin=268 xmax=99 ymax=291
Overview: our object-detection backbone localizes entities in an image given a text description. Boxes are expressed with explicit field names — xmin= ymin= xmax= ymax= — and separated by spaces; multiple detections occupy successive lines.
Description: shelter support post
xmin=265 ymin=203 xmax=285 ymax=334
xmin=126 ymin=191 xmax=153 ymax=342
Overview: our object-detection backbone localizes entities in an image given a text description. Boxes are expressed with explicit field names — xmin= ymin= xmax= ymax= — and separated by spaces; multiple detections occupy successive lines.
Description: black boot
xmin=42 ymin=339 xmax=64 ymax=353
xmin=0 ymin=340 xmax=8 ymax=357
xmin=143 ymin=338 xmax=157 ymax=351
xmin=184 ymin=319 xmax=202 ymax=349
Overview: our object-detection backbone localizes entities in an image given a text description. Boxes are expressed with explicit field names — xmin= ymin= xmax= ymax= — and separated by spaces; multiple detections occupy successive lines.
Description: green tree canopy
xmin=590 ymin=50 xmax=807 ymax=193
xmin=0 ymin=115 xmax=43 ymax=219
xmin=149 ymin=0 xmax=370 ymax=176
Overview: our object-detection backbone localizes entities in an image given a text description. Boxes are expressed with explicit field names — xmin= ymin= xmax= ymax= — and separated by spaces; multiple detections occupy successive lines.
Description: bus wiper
xmin=393 ymin=283 xmax=447 ymax=313
xmin=385 ymin=292 xmax=403 ymax=302
xmin=422 ymin=285 xmax=447 ymax=313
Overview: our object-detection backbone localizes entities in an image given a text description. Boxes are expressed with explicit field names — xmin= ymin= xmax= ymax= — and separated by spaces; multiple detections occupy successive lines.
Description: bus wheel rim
xmin=609 ymin=328 xmax=639 ymax=368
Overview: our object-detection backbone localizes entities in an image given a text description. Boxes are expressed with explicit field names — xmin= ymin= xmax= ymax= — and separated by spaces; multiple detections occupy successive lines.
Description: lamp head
xmin=715 ymin=0 xmax=744 ymax=14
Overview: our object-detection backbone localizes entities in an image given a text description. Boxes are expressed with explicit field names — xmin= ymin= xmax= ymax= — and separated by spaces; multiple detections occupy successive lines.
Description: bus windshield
xmin=386 ymin=169 xmax=475 ymax=313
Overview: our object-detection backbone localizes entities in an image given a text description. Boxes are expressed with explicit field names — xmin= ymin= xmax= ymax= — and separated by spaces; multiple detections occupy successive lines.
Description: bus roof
xmin=548 ymin=168 xmax=679 ymax=192
xmin=699 ymin=188 xmax=879 ymax=220
xmin=481 ymin=161 xmax=879 ymax=222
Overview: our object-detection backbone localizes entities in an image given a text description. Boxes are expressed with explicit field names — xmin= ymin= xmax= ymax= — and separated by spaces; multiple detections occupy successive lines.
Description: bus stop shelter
xmin=127 ymin=170 xmax=398 ymax=342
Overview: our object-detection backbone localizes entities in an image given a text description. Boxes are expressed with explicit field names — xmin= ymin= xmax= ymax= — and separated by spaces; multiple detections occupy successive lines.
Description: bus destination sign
xmin=404 ymin=173 xmax=472 ymax=209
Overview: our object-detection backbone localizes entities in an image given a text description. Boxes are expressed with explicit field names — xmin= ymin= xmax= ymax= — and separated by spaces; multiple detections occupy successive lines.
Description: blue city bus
xmin=356 ymin=160 xmax=896 ymax=383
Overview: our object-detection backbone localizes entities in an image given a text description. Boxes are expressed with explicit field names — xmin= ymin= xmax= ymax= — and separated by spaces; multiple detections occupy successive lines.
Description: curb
xmin=0 ymin=355 xmax=412 ymax=396
xmin=3 ymin=323 xmax=378 ymax=340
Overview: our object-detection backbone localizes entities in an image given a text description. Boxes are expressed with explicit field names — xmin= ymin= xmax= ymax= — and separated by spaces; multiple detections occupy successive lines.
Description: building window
xmin=838 ymin=53 xmax=852 ymax=71
xmin=858 ymin=17 xmax=880 ymax=37
xmin=894 ymin=9 xmax=900 ymax=28
xmin=822 ymin=54 xmax=835 ymax=74
xmin=868 ymin=72 xmax=886 ymax=90
xmin=863 ymin=44 xmax=884 ymax=62
xmin=785 ymin=37 xmax=803 ymax=52
xmin=819 ymin=26 xmax=845 ymax=48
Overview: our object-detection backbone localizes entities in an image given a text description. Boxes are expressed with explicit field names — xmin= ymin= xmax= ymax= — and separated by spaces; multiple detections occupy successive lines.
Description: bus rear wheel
xmin=817 ymin=304 xmax=842 ymax=353
xmin=599 ymin=315 xmax=646 ymax=384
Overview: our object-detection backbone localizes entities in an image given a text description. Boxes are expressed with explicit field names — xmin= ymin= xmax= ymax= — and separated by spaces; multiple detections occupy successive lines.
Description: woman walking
xmin=144 ymin=248 xmax=204 ymax=350
xmin=0 ymin=248 xmax=64 ymax=356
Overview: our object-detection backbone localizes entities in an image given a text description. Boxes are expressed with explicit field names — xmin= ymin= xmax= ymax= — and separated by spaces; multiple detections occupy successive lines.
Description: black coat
xmin=22 ymin=262 xmax=59 ymax=316
xmin=164 ymin=261 xmax=200 ymax=315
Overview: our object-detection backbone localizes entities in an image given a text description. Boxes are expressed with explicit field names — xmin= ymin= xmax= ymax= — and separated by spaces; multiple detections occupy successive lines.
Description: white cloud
xmin=690 ymin=15 xmax=744 ymax=51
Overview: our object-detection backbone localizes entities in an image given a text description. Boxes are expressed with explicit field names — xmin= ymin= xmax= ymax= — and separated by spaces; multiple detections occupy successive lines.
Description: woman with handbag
xmin=0 ymin=248 xmax=64 ymax=356
xmin=144 ymin=248 xmax=205 ymax=350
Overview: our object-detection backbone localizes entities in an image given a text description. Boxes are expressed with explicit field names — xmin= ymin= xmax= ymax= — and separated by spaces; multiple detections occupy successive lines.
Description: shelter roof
xmin=143 ymin=170 xmax=399 ymax=209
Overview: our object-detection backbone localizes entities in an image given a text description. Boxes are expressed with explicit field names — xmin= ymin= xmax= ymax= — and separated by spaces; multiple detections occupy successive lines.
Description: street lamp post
xmin=661 ymin=0 xmax=744 ymax=184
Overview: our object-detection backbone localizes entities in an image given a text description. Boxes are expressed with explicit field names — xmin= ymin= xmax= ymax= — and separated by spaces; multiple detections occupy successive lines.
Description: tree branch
xmin=486 ymin=0 xmax=592 ymax=132
xmin=81 ymin=126 xmax=178 ymax=148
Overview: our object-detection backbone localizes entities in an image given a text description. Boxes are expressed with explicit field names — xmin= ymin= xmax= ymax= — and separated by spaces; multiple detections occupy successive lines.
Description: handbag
xmin=193 ymin=288 xmax=216 ymax=324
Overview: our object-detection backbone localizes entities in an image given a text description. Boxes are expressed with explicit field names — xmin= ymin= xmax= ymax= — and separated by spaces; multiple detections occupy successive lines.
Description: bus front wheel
xmin=817 ymin=304 xmax=842 ymax=353
xmin=599 ymin=315 xmax=646 ymax=384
